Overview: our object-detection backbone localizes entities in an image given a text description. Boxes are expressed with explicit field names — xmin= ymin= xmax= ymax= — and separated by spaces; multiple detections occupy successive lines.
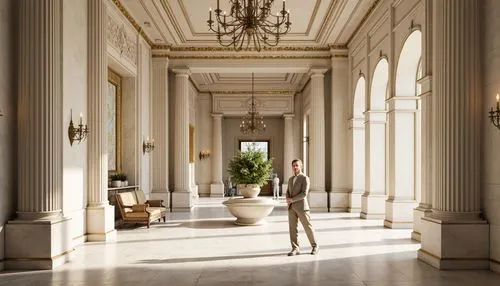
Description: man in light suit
xmin=286 ymin=159 xmax=318 ymax=256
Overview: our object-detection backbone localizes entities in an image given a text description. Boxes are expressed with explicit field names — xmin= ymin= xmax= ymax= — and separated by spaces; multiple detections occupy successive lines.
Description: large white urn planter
xmin=223 ymin=197 xmax=275 ymax=225
xmin=223 ymin=184 xmax=275 ymax=225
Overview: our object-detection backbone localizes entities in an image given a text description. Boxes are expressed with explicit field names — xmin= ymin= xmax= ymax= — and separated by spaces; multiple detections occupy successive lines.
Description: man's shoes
xmin=287 ymin=249 xmax=300 ymax=256
xmin=311 ymin=246 xmax=319 ymax=255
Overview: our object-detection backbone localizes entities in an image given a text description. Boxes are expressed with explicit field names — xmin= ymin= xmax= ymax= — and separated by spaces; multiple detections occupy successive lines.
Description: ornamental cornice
xmin=107 ymin=15 xmax=137 ymax=65
xmin=110 ymin=0 xmax=154 ymax=47
xmin=154 ymin=54 xmax=331 ymax=60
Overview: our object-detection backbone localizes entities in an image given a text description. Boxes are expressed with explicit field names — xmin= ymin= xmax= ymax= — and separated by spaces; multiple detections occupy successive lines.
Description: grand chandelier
xmin=240 ymin=73 xmax=266 ymax=134
xmin=207 ymin=0 xmax=291 ymax=51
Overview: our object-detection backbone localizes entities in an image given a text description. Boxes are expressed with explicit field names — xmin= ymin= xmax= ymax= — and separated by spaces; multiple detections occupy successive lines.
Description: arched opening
xmin=350 ymin=76 xmax=366 ymax=212
xmin=385 ymin=30 xmax=422 ymax=228
xmin=361 ymin=58 xmax=389 ymax=219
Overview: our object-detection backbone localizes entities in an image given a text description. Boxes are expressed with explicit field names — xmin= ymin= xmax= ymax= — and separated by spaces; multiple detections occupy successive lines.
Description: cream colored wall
xmin=196 ymin=93 xmax=213 ymax=196
xmin=482 ymin=0 xmax=500 ymax=273
xmin=62 ymin=0 xmax=88 ymax=245
xmin=0 ymin=0 xmax=16 ymax=270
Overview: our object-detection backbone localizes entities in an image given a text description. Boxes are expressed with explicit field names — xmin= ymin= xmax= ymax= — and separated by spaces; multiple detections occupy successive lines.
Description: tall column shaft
xmin=17 ymin=0 xmax=63 ymax=220
xmin=349 ymin=117 xmax=364 ymax=212
xmin=419 ymin=0 xmax=489 ymax=270
xmin=172 ymin=69 xmax=192 ymax=210
xmin=86 ymin=0 xmax=116 ymax=242
xmin=151 ymin=58 xmax=169 ymax=199
xmin=308 ymin=68 xmax=328 ymax=210
xmin=361 ymin=111 xmax=387 ymax=219
xmin=433 ymin=0 xmax=480 ymax=220
xmin=282 ymin=114 xmax=294 ymax=191
xmin=385 ymin=97 xmax=418 ymax=228
xmin=210 ymin=114 xmax=224 ymax=197
xmin=6 ymin=0 xmax=73 ymax=270
xmin=331 ymin=55 xmax=350 ymax=211
xmin=87 ymin=0 xmax=108 ymax=206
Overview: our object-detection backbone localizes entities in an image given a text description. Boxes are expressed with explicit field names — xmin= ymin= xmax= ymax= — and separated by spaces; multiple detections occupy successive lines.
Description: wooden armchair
xmin=115 ymin=191 xmax=167 ymax=228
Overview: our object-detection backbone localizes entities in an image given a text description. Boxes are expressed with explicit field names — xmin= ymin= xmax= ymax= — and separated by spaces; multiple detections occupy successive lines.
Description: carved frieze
xmin=107 ymin=15 xmax=137 ymax=65
xmin=212 ymin=94 xmax=294 ymax=116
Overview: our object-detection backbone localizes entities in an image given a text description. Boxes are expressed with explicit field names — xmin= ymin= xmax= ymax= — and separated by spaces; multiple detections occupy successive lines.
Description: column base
xmin=412 ymin=206 xmax=432 ymax=241
xmin=330 ymin=189 xmax=349 ymax=211
xmin=491 ymin=259 xmax=500 ymax=274
xmin=384 ymin=199 xmax=418 ymax=229
xmin=210 ymin=183 xmax=224 ymax=197
xmin=86 ymin=204 xmax=117 ymax=242
xmin=418 ymin=216 xmax=489 ymax=270
xmin=171 ymin=191 xmax=193 ymax=212
xmin=150 ymin=191 xmax=170 ymax=210
xmin=308 ymin=191 xmax=328 ymax=211
xmin=348 ymin=190 xmax=363 ymax=213
xmin=360 ymin=194 xmax=387 ymax=219
xmin=5 ymin=217 xmax=75 ymax=270
xmin=191 ymin=185 xmax=199 ymax=200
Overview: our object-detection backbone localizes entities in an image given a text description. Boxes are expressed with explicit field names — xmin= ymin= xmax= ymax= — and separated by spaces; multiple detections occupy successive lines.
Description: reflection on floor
xmin=1 ymin=197 xmax=499 ymax=286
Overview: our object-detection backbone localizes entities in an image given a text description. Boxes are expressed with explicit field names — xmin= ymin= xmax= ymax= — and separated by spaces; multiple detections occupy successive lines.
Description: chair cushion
xmin=118 ymin=192 xmax=138 ymax=207
xmin=135 ymin=190 xmax=147 ymax=205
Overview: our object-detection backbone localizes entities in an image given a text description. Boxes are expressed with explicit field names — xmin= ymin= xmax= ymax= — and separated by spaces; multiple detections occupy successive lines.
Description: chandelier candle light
xmin=207 ymin=0 xmax=291 ymax=51
xmin=240 ymin=73 xmax=266 ymax=134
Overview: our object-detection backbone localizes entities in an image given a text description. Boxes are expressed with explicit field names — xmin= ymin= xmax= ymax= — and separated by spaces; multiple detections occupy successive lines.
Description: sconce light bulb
xmin=496 ymin=94 xmax=499 ymax=102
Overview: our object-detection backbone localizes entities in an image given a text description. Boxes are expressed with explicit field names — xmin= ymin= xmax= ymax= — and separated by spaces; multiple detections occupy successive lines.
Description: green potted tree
xmin=227 ymin=144 xmax=273 ymax=198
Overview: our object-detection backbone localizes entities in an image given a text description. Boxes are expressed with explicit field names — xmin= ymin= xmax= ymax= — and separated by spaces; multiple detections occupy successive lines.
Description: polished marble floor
xmin=1 ymin=197 xmax=499 ymax=286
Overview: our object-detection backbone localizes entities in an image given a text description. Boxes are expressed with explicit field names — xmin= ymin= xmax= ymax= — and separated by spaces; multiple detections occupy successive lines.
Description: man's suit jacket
xmin=286 ymin=173 xmax=310 ymax=211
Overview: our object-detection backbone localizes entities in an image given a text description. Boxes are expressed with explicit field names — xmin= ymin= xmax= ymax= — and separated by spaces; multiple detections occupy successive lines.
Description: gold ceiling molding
xmin=346 ymin=0 xmax=382 ymax=46
xmin=210 ymin=90 xmax=296 ymax=95
xmin=111 ymin=0 xmax=154 ymax=47
xmin=165 ymin=46 xmax=331 ymax=52
xmin=154 ymin=54 xmax=331 ymax=60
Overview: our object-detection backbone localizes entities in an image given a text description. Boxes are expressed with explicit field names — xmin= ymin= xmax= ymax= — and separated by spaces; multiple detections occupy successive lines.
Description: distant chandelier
xmin=240 ymin=73 xmax=266 ymax=134
xmin=207 ymin=0 xmax=291 ymax=51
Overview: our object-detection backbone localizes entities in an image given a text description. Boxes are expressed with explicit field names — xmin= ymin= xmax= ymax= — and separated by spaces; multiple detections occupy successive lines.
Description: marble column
xmin=151 ymin=58 xmax=170 ymax=206
xmin=172 ymin=68 xmax=192 ymax=211
xmin=412 ymin=76 xmax=433 ymax=241
xmin=86 ymin=0 xmax=116 ymax=242
xmin=5 ymin=0 xmax=73 ymax=270
xmin=385 ymin=96 xmax=418 ymax=228
xmin=361 ymin=111 xmax=387 ymax=219
xmin=308 ymin=68 xmax=328 ymax=211
xmin=418 ymin=0 xmax=489 ymax=270
xmin=330 ymin=55 xmax=350 ymax=211
xmin=349 ymin=117 xmax=364 ymax=213
xmin=210 ymin=113 xmax=224 ymax=197
xmin=282 ymin=113 xmax=294 ymax=193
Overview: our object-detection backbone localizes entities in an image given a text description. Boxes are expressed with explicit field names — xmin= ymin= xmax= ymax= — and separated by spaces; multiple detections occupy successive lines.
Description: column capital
xmin=152 ymin=57 xmax=169 ymax=68
xmin=211 ymin=113 xmax=224 ymax=119
xmin=309 ymin=68 xmax=328 ymax=77
xmin=172 ymin=68 xmax=191 ymax=77
xmin=283 ymin=113 xmax=295 ymax=119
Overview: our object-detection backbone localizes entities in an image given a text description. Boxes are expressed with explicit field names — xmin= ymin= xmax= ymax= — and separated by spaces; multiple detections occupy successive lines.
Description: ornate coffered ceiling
xmin=117 ymin=0 xmax=377 ymax=93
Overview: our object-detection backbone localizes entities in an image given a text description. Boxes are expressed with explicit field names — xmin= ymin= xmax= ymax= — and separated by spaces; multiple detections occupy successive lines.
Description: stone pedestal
xmin=418 ymin=217 xmax=489 ymax=269
xmin=86 ymin=205 xmax=117 ymax=241
xmin=5 ymin=218 xmax=74 ymax=270
xmin=412 ymin=205 xmax=432 ymax=241
xmin=360 ymin=194 xmax=386 ymax=219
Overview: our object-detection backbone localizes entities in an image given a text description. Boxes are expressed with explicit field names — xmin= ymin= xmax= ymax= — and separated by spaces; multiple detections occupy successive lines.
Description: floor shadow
xmin=136 ymin=252 xmax=286 ymax=264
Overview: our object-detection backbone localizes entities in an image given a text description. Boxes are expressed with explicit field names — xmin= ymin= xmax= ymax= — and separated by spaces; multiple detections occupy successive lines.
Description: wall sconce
xmin=143 ymin=137 xmax=155 ymax=154
xmin=199 ymin=149 xmax=211 ymax=160
xmin=0 ymin=110 xmax=3 ymax=116
xmin=489 ymin=93 xmax=500 ymax=130
xmin=68 ymin=109 xmax=89 ymax=146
